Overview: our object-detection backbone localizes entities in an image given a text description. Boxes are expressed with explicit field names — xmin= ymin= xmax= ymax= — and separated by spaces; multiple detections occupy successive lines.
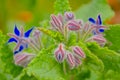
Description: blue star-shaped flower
xmin=88 ymin=14 xmax=106 ymax=34
xmin=7 ymin=25 xmax=33 ymax=55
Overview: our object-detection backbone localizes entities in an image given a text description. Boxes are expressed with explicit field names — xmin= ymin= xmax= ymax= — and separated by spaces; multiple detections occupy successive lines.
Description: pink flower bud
xmin=54 ymin=44 xmax=65 ymax=63
xmin=50 ymin=14 xmax=63 ymax=32
xmin=57 ymin=14 xmax=63 ymax=23
xmin=82 ymin=23 xmax=91 ymax=32
xmin=74 ymin=56 xmax=82 ymax=67
xmin=92 ymin=35 xmax=106 ymax=43
xmin=66 ymin=53 xmax=75 ymax=69
xmin=67 ymin=20 xmax=81 ymax=31
xmin=33 ymin=29 xmax=40 ymax=42
xmin=92 ymin=35 xmax=106 ymax=46
xmin=14 ymin=53 xmax=36 ymax=67
xmin=73 ymin=46 xmax=86 ymax=58
xmin=64 ymin=12 xmax=74 ymax=21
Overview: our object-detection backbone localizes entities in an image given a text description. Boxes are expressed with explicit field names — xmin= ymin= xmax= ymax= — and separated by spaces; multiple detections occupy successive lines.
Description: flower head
xmin=89 ymin=14 xmax=106 ymax=34
xmin=7 ymin=25 xmax=34 ymax=54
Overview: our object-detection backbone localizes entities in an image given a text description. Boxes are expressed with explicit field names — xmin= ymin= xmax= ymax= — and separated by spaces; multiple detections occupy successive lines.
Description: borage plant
xmin=6 ymin=12 xmax=120 ymax=80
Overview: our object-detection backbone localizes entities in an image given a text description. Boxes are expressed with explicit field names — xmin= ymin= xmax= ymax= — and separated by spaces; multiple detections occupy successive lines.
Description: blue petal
xmin=19 ymin=45 xmax=24 ymax=52
xmin=14 ymin=51 xmax=19 ymax=55
xmin=99 ymin=28 xmax=104 ymax=32
xmin=14 ymin=45 xmax=24 ymax=55
xmin=8 ymin=38 xmax=17 ymax=43
xmin=24 ymin=27 xmax=34 ymax=38
xmin=98 ymin=15 xmax=102 ymax=25
xmin=89 ymin=18 xmax=96 ymax=24
xmin=14 ymin=25 xmax=20 ymax=36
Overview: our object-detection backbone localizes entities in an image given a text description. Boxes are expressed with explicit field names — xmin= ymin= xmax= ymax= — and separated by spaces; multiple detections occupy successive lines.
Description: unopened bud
xmin=93 ymin=35 xmax=106 ymax=42
xmin=54 ymin=44 xmax=65 ymax=63
xmin=50 ymin=14 xmax=63 ymax=32
xmin=67 ymin=20 xmax=81 ymax=31
xmin=92 ymin=34 xmax=106 ymax=46
xmin=73 ymin=46 xmax=86 ymax=58
xmin=64 ymin=12 xmax=74 ymax=21
xmin=14 ymin=53 xmax=36 ymax=67
xmin=74 ymin=56 xmax=82 ymax=67
xmin=66 ymin=52 xmax=75 ymax=69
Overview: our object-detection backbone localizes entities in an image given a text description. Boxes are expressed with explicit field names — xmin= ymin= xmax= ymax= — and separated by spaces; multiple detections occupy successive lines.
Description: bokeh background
xmin=0 ymin=0 xmax=120 ymax=33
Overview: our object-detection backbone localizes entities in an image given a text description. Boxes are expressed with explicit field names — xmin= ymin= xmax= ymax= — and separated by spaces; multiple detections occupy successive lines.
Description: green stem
xmin=39 ymin=36 xmax=43 ymax=49
xmin=29 ymin=42 xmax=39 ymax=52
xmin=76 ymin=30 xmax=80 ymax=42
xmin=27 ymin=39 xmax=39 ymax=52
xmin=82 ymin=27 xmax=93 ymax=42
xmin=63 ymin=25 xmax=68 ymax=43
xmin=63 ymin=61 xmax=67 ymax=75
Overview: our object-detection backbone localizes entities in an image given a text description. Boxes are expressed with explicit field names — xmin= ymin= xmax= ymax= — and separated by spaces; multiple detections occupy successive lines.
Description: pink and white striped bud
xmin=92 ymin=35 xmax=106 ymax=42
xmin=33 ymin=29 xmax=40 ymax=43
xmin=66 ymin=52 xmax=75 ymax=69
xmin=14 ymin=52 xmax=36 ymax=67
xmin=82 ymin=23 xmax=91 ymax=32
xmin=54 ymin=44 xmax=65 ymax=63
xmin=64 ymin=12 xmax=74 ymax=21
xmin=73 ymin=46 xmax=86 ymax=58
xmin=57 ymin=14 xmax=63 ymax=24
xmin=92 ymin=35 xmax=106 ymax=46
xmin=74 ymin=56 xmax=82 ymax=67
xmin=50 ymin=14 xmax=63 ymax=32
xmin=67 ymin=20 xmax=81 ymax=31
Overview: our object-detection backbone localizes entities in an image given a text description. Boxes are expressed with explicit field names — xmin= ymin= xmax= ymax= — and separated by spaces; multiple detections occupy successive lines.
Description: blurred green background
xmin=0 ymin=0 xmax=120 ymax=33
xmin=0 ymin=0 xmax=91 ymax=33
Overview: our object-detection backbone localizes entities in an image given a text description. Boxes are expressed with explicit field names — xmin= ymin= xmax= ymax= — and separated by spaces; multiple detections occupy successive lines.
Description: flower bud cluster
xmin=54 ymin=43 xmax=85 ymax=69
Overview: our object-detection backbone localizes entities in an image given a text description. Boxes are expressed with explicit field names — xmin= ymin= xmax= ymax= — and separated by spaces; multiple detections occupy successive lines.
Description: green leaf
xmin=1 ymin=45 xmax=23 ymax=77
xmin=25 ymin=49 xmax=65 ymax=80
xmin=75 ymin=0 xmax=114 ymax=22
xmin=0 ymin=31 xmax=6 ymax=50
xmin=0 ymin=72 xmax=10 ymax=80
xmin=14 ymin=71 xmax=37 ymax=80
xmin=38 ymin=27 xmax=64 ymax=42
xmin=105 ymin=24 xmax=120 ymax=53
xmin=87 ymin=43 xmax=120 ymax=72
xmin=0 ymin=31 xmax=23 ymax=78
xmin=78 ymin=42 xmax=104 ymax=71
xmin=104 ymin=70 xmax=120 ymax=80
xmin=54 ymin=0 xmax=71 ymax=14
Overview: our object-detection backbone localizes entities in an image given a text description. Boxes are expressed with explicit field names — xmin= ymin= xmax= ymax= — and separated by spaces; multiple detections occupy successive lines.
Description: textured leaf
xmin=78 ymin=42 xmax=104 ymax=71
xmin=105 ymin=24 xmax=120 ymax=53
xmin=75 ymin=0 xmax=114 ymax=22
xmin=25 ymin=49 xmax=65 ymax=80
xmin=14 ymin=71 xmax=37 ymax=80
xmin=87 ymin=43 xmax=120 ymax=72
xmin=0 ymin=72 xmax=10 ymax=80
xmin=0 ymin=31 xmax=23 ymax=78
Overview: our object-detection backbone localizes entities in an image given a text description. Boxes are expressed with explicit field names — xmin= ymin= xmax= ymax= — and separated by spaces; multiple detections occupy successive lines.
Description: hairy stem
xmin=63 ymin=61 xmax=67 ymax=75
